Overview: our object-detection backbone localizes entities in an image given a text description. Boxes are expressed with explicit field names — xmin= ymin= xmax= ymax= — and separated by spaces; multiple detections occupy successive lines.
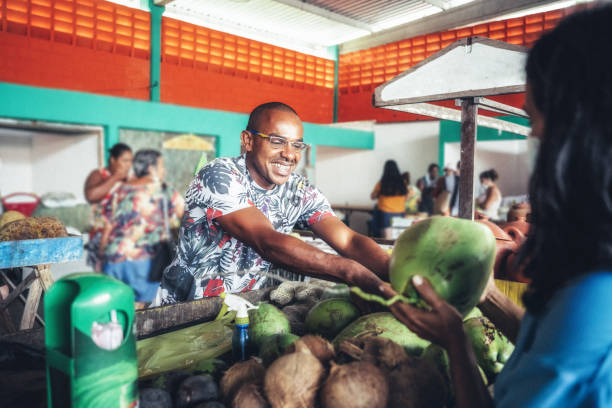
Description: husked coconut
xmin=387 ymin=356 xmax=448 ymax=408
xmin=338 ymin=336 xmax=409 ymax=372
xmin=320 ymin=361 xmax=388 ymax=408
xmin=232 ymin=383 xmax=269 ymax=408
xmin=219 ymin=358 xmax=265 ymax=403
xmin=264 ymin=342 xmax=324 ymax=408
xmin=286 ymin=334 xmax=335 ymax=364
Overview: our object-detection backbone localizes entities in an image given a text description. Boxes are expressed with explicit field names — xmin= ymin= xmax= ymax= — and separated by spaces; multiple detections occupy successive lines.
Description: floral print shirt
xmin=102 ymin=182 xmax=184 ymax=263
xmin=156 ymin=154 xmax=334 ymax=304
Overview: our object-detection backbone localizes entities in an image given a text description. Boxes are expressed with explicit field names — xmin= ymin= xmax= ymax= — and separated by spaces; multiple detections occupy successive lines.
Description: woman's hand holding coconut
xmin=388 ymin=275 xmax=493 ymax=408
xmin=388 ymin=275 xmax=463 ymax=349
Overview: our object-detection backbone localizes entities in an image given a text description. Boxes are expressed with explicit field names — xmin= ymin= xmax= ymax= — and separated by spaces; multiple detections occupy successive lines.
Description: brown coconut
xmin=264 ymin=342 xmax=325 ymax=408
xmin=220 ymin=358 xmax=265 ymax=404
xmin=286 ymin=334 xmax=336 ymax=364
xmin=231 ymin=383 xmax=269 ymax=408
xmin=338 ymin=336 xmax=409 ymax=372
xmin=387 ymin=356 xmax=448 ymax=408
xmin=320 ymin=361 xmax=388 ymax=408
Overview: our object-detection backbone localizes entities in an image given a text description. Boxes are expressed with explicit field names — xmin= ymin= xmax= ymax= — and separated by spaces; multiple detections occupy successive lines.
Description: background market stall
xmin=373 ymin=36 xmax=530 ymax=220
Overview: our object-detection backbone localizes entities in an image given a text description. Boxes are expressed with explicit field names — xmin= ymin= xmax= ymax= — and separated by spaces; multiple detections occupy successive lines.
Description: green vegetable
xmin=305 ymin=298 xmax=360 ymax=339
xmin=352 ymin=216 xmax=495 ymax=316
xmin=463 ymin=317 xmax=514 ymax=382
xmin=333 ymin=312 xmax=430 ymax=356
xmin=248 ymin=303 xmax=291 ymax=348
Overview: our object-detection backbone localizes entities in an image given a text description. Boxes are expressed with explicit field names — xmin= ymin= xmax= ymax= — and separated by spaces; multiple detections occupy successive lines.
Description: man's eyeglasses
xmin=247 ymin=129 xmax=309 ymax=151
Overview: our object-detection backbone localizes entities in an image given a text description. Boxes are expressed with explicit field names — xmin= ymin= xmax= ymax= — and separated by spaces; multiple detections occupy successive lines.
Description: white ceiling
xmin=107 ymin=0 xmax=592 ymax=58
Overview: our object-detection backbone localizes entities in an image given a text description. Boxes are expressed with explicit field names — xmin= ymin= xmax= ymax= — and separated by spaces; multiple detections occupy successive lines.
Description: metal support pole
xmin=459 ymin=98 xmax=477 ymax=220
xmin=149 ymin=0 xmax=164 ymax=102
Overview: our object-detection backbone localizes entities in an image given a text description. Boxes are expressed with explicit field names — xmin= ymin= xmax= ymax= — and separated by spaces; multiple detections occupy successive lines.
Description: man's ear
xmin=241 ymin=130 xmax=254 ymax=152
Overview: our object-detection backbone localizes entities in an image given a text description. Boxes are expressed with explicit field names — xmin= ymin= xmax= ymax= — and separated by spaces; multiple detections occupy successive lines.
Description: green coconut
xmin=464 ymin=317 xmax=514 ymax=382
xmin=258 ymin=333 xmax=299 ymax=366
xmin=305 ymin=298 xmax=360 ymax=339
xmin=332 ymin=312 xmax=430 ymax=356
xmin=352 ymin=216 xmax=495 ymax=316
xmin=320 ymin=284 xmax=351 ymax=301
xmin=463 ymin=307 xmax=484 ymax=321
xmin=248 ymin=303 xmax=291 ymax=349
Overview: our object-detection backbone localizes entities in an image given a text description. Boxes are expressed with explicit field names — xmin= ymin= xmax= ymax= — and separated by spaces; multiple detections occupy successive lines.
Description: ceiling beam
xmin=273 ymin=0 xmax=375 ymax=33
xmin=421 ymin=0 xmax=451 ymax=11
xmin=153 ymin=0 xmax=175 ymax=6
xmin=340 ymin=0 xmax=555 ymax=54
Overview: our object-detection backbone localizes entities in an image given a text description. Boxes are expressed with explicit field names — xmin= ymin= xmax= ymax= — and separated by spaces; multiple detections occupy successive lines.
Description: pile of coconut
xmin=215 ymin=278 xmax=512 ymax=408
xmin=221 ymin=334 xmax=448 ymax=408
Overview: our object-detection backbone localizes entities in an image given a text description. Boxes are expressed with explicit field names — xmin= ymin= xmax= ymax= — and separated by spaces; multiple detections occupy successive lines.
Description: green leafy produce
xmin=248 ymin=303 xmax=291 ymax=348
xmin=333 ymin=312 xmax=430 ymax=356
xmin=305 ymin=298 xmax=360 ymax=339
xmin=464 ymin=317 xmax=514 ymax=381
xmin=352 ymin=216 xmax=495 ymax=316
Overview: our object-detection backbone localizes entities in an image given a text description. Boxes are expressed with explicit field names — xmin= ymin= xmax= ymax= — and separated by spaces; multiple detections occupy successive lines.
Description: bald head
xmin=247 ymin=102 xmax=299 ymax=131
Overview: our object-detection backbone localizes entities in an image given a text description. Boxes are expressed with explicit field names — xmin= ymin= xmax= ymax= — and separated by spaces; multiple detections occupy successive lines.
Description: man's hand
xmin=388 ymin=275 xmax=464 ymax=349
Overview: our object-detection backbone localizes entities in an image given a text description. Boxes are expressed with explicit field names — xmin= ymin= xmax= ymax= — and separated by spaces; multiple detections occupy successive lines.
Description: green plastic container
xmin=45 ymin=273 xmax=138 ymax=407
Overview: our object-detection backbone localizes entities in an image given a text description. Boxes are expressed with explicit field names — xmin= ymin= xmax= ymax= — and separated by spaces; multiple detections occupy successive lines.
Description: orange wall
xmin=337 ymin=7 xmax=578 ymax=122
xmin=0 ymin=0 xmax=333 ymax=123
xmin=159 ymin=16 xmax=333 ymax=122
xmin=0 ymin=0 xmax=578 ymax=124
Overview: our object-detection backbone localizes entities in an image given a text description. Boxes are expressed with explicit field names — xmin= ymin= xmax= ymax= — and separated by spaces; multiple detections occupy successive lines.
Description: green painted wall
xmin=0 ymin=82 xmax=374 ymax=164
xmin=438 ymin=116 xmax=529 ymax=170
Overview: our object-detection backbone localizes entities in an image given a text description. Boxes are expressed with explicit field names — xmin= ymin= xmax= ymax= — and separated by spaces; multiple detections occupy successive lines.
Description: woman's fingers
xmin=379 ymin=282 xmax=398 ymax=299
xmin=411 ymin=275 xmax=444 ymax=308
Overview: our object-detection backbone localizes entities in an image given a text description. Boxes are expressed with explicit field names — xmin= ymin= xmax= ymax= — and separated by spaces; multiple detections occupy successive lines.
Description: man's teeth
xmin=273 ymin=163 xmax=291 ymax=170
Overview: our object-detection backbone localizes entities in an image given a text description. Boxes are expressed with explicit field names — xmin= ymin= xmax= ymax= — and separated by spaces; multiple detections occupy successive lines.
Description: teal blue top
xmin=495 ymin=271 xmax=612 ymax=407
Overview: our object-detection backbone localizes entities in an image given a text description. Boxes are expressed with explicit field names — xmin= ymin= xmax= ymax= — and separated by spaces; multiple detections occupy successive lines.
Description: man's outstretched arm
xmin=216 ymin=207 xmax=388 ymax=295
xmin=310 ymin=216 xmax=390 ymax=281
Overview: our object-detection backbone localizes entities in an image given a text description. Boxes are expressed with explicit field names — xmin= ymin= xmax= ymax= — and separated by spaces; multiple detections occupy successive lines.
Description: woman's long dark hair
xmin=380 ymin=160 xmax=407 ymax=196
xmin=520 ymin=5 xmax=612 ymax=314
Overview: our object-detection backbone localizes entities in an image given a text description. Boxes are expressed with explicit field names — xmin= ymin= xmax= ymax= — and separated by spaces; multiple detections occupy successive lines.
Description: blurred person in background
xmin=417 ymin=163 xmax=439 ymax=215
xmin=433 ymin=162 xmax=460 ymax=216
xmin=402 ymin=171 xmax=421 ymax=214
xmin=476 ymin=169 xmax=502 ymax=220
xmin=83 ymin=142 xmax=133 ymax=272
xmin=370 ymin=160 xmax=407 ymax=238
xmin=101 ymin=149 xmax=184 ymax=306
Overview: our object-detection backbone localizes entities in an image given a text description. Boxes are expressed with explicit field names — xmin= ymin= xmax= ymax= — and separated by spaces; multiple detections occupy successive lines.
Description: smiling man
xmin=154 ymin=102 xmax=391 ymax=305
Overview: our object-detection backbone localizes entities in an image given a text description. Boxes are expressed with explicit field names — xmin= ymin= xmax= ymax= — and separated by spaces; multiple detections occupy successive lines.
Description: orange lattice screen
xmin=339 ymin=8 xmax=572 ymax=96
xmin=161 ymin=16 xmax=334 ymax=89
xmin=0 ymin=0 xmax=150 ymax=57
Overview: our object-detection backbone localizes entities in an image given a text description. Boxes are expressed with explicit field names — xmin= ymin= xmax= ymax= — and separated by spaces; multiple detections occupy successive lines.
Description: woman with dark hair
xmin=385 ymin=5 xmax=612 ymax=407
xmin=370 ymin=160 xmax=407 ymax=238
xmin=102 ymin=149 xmax=184 ymax=306
xmin=476 ymin=168 xmax=502 ymax=220
xmin=83 ymin=142 xmax=133 ymax=271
